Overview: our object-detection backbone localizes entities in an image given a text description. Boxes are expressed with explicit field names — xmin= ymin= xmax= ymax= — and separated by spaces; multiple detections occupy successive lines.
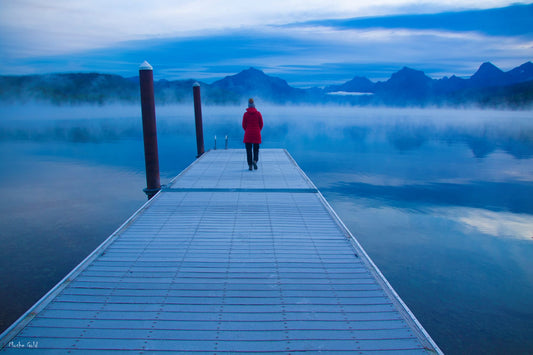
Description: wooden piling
xmin=139 ymin=61 xmax=161 ymax=199
xmin=193 ymin=82 xmax=205 ymax=157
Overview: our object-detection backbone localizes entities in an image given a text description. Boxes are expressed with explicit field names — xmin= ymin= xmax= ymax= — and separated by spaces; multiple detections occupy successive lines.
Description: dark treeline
xmin=1 ymin=62 xmax=532 ymax=109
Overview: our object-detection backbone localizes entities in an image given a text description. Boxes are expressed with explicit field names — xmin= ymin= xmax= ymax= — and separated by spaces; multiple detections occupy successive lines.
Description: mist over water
xmin=0 ymin=104 xmax=532 ymax=354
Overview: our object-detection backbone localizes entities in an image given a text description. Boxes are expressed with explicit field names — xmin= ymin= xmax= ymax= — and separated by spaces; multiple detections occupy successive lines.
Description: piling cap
xmin=193 ymin=82 xmax=200 ymax=87
xmin=139 ymin=61 xmax=153 ymax=70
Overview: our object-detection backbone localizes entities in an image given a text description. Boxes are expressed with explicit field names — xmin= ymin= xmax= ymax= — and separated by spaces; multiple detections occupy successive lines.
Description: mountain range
xmin=1 ymin=62 xmax=532 ymax=108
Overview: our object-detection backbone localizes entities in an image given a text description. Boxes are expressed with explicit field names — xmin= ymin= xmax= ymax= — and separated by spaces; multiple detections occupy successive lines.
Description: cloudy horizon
xmin=0 ymin=1 xmax=532 ymax=87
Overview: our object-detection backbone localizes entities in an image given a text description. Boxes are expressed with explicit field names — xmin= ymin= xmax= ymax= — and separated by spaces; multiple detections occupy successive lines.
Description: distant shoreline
xmin=1 ymin=62 xmax=532 ymax=109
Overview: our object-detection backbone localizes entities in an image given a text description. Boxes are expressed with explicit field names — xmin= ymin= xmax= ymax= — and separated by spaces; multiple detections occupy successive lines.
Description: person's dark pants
xmin=245 ymin=143 xmax=260 ymax=166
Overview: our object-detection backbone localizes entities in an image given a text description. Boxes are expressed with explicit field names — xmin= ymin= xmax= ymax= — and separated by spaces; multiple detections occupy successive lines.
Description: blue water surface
xmin=0 ymin=104 xmax=532 ymax=354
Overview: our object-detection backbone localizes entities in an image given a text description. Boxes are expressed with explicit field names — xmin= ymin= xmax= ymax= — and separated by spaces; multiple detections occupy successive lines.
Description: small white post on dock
xmin=139 ymin=61 xmax=161 ymax=199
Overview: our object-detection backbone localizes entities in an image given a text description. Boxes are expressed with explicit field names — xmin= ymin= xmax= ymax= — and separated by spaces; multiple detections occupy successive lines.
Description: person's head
xmin=248 ymin=98 xmax=255 ymax=108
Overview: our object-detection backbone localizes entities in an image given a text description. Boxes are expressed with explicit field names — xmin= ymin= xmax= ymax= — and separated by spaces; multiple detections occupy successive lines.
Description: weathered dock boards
xmin=0 ymin=149 xmax=442 ymax=354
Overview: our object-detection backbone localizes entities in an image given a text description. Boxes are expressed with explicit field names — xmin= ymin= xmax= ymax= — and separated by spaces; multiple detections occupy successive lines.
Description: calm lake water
xmin=1 ymin=104 xmax=532 ymax=354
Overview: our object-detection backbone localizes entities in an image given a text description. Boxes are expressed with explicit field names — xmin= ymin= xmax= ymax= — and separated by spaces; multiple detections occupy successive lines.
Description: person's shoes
xmin=253 ymin=161 xmax=258 ymax=170
xmin=249 ymin=165 xmax=253 ymax=171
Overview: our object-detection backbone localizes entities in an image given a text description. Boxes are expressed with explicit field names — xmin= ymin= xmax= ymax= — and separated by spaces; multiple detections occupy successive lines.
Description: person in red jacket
xmin=242 ymin=98 xmax=263 ymax=170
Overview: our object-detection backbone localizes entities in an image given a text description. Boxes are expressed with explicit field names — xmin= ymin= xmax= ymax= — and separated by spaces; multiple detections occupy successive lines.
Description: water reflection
xmin=446 ymin=207 xmax=533 ymax=240
xmin=326 ymin=180 xmax=533 ymax=214
xmin=2 ymin=105 xmax=533 ymax=161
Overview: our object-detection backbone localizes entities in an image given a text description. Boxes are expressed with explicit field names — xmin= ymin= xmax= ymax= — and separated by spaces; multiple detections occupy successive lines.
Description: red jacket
xmin=242 ymin=107 xmax=263 ymax=144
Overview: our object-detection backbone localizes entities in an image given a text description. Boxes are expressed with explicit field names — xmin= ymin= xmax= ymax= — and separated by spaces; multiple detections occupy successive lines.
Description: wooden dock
xmin=0 ymin=149 xmax=442 ymax=354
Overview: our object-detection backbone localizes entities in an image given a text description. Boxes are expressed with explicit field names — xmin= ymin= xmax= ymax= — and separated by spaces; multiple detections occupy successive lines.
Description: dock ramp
xmin=0 ymin=149 xmax=441 ymax=354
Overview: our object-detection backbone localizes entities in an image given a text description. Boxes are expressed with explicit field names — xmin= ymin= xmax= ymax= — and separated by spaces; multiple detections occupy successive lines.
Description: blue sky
xmin=0 ymin=1 xmax=532 ymax=87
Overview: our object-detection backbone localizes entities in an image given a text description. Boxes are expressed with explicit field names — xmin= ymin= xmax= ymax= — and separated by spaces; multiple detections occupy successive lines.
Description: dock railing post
xmin=193 ymin=82 xmax=205 ymax=157
xmin=139 ymin=61 xmax=161 ymax=199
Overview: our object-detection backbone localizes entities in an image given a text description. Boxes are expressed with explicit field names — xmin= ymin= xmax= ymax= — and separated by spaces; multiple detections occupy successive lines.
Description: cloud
xmin=7 ymin=22 xmax=529 ymax=85
xmin=303 ymin=3 xmax=533 ymax=38
xmin=1 ymin=1 xmax=529 ymax=58
xmin=1 ymin=1 xmax=531 ymax=86
xmin=156 ymin=24 xmax=533 ymax=82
